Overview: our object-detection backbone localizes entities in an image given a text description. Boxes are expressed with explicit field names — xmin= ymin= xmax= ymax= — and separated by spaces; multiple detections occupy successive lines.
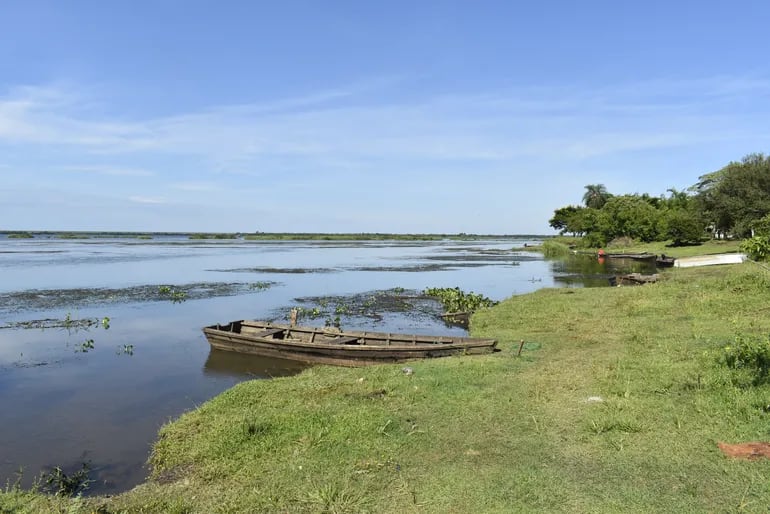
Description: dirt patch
xmin=718 ymin=441 xmax=770 ymax=460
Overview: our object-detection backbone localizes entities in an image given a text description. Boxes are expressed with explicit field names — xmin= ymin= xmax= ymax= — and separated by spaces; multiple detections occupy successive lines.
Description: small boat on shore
xmin=674 ymin=253 xmax=746 ymax=268
xmin=202 ymin=320 xmax=498 ymax=367
xmin=655 ymin=255 xmax=676 ymax=267
xmin=604 ymin=252 xmax=657 ymax=261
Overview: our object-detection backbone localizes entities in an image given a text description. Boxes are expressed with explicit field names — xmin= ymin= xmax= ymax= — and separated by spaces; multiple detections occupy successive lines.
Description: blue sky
xmin=1 ymin=1 xmax=769 ymax=233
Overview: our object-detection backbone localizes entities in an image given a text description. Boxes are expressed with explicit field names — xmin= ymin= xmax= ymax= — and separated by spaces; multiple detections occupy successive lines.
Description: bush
xmin=740 ymin=236 xmax=770 ymax=261
xmin=541 ymin=240 xmax=572 ymax=258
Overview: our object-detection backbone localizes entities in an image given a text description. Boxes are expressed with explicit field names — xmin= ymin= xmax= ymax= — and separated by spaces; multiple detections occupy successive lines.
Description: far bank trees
xmin=549 ymin=153 xmax=770 ymax=246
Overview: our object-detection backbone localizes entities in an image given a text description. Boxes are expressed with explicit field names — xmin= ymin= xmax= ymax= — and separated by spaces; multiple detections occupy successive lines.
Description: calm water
xmin=0 ymin=236 xmax=650 ymax=494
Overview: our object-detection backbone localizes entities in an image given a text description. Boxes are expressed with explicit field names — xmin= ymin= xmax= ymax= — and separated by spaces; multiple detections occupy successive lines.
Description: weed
xmin=117 ymin=344 xmax=134 ymax=355
xmin=158 ymin=286 xmax=187 ymax=303
xmin=41 ymin=463 xmax=92 ymax=497
xmin=76 ymin=339 xmax=95 ymax=353
xmin=424 ymin=287 xmax=496 ymax=313
xmin=718 ymin=331 xmax=770 ymax=383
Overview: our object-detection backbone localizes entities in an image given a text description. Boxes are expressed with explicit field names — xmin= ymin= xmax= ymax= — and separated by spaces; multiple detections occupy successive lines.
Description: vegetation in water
xmin=41 ymin=463 xmax=92 ymax=497
xmin=76 ymin=339 xmax=95 ymax=353
xmin=540 ymin=240 xmax=572 ymax=258
xmin=158 ymin=286 xmax=188 ymax=303
xmin=423 ymin=287 xmax=497 ymax=313
xmin=249 ymin=281 xmax=274 ymax=291
xmin=56 ymin=233 xmax=90 ymax=240
xmin=6 ymin=232 xmax=34 ymax=239
xmin=117 ymin=344 xmax=134 ymax=356
xmin=188 ymin=233 xmax=238 ymax=240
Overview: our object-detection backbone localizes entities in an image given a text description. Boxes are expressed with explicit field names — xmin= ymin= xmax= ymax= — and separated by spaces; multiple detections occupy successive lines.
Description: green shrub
xmin=740 ymin=236 xmax=770 ymax=261
xmin=423 ymin=287 xmax=496 ymax=313
xmin=541 ymin=240 xmax=572 ymax=258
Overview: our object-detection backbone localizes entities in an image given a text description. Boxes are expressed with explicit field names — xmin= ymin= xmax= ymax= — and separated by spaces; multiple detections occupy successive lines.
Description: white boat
xmin=673 ymin=253 xmax=746 ymax=268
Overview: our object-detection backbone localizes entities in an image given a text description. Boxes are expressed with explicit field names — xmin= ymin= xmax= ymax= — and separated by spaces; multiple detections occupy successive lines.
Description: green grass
xmin=4 ymin=263 xmax=770 ymax=512
xmin=603 ymin=238 xmax=742 ymax=257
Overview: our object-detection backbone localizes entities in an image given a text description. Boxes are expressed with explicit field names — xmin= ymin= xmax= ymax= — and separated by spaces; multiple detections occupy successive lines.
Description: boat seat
xmin=255 ymin=328 xmax=285 ymax=338
xmin=333 ymin=336 xmax=361 ymax=345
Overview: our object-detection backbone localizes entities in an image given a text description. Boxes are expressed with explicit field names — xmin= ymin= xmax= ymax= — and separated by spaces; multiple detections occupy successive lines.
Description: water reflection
xmin=550 ymin=254 xmax=657 ymax=287
xmin=203 ymin=349 xmax=308 ymax=379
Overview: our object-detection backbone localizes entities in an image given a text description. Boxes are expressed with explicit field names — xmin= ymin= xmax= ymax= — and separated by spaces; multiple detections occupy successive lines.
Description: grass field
xmin=4 ymin=262 xmax=770 ymax=513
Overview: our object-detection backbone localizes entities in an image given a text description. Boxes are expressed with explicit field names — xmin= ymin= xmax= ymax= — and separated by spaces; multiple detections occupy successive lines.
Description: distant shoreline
xmin=1 ymin=231 xmax=550 ymax=241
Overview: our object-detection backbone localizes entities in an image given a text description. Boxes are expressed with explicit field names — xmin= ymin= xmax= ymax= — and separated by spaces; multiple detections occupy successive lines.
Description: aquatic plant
xmin=76 ymin=339 xmax=95 ymax=352
xmin=158 ymin=286 xmax=187 ymax=303
xmin=41 ymin=463 xmax=92 ymax=497
xmin=324 ymin=315 xmax=342 ymax=328
xmin=541 ymin=240 xmax=572 ymax=258
xmin=117 ymin=344 xmax=134 ymax=356
xmin=423 ymin=287 xmax=497 ymax=313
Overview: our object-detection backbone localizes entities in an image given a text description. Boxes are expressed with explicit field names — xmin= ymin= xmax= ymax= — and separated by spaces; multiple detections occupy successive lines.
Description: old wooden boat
xmin=604 ymin=252 xmax=657 ymax=261
xmin=203 ymin=320 xmax=498 ymax=367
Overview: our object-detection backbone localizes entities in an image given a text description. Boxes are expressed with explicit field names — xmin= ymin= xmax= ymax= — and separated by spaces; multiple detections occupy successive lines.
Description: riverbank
xmin=4 ymin=262 xmax=770 ymax=512
xmin=520 ymin=237 xmax=742 ymax=259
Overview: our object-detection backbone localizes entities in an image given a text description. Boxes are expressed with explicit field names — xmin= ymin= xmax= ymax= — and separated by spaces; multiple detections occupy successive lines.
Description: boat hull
xmin=203 ymin=321 xmax=498 ymax=367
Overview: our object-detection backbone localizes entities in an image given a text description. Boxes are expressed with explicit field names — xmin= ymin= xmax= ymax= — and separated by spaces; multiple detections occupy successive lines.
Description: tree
xmin=582 ymin=184 xmax=612 ymax=209
xmin=596 ymin=195 xmax=662 ymax=242
xmin=549 ymin=206 xmax=599 ymax=236
xmin=549 ymin=206 xmax=579 ymax=233
xmin=693 ymin=153 xmax=770 ymax=237
xmin=663 ymin=208 xmax=706 ymax=246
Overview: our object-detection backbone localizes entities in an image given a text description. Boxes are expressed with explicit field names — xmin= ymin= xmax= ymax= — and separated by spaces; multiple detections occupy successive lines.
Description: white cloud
xmin=1 ymin=74 xmax=768 ymax=175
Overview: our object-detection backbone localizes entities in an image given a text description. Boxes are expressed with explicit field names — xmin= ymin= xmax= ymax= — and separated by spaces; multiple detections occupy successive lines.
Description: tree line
xmin=549 ymin=153 xmax=770 ymax=248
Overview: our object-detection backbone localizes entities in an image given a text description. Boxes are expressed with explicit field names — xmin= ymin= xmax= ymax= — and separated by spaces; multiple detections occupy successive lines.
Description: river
xmin=0 ymin=235 xmax=652 ymax=494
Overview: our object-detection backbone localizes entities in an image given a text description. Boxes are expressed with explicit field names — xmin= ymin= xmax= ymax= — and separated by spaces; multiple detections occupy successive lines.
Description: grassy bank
xmin=522 ymin=237 xmax=742 ymax=259
xmin=4 ymin=263 xmax=770 ymax=512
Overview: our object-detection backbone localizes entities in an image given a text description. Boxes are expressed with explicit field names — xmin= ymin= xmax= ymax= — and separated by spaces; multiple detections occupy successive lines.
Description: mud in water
xmin=277 ymin=288 xmax=445 ymax=326
xmin=209 ymin=267 xmax=338 ymax=274
xmin=0 ymin=281 xmax=278 ymax=313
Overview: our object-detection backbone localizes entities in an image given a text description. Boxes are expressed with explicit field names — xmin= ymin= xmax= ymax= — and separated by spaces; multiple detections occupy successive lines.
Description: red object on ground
xmin=718 ymin=441 xmax=770 ymax=460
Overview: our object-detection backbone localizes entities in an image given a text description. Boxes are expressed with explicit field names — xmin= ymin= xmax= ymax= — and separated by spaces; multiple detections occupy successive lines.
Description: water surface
xmin=0 ymin=236 xmax=647 ymax=493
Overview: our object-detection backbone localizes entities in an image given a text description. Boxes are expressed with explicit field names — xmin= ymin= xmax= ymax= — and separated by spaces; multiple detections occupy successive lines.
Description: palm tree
xmin=582 ymin=184 xmax=611 ymax=209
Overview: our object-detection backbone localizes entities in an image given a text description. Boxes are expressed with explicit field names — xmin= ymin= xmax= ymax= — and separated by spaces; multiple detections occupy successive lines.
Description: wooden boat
xmin=655 ymin=255 xmax=676 ymax=267
xmin=604 ymin=252 xmax=657 ymax=261
xmin=202 ymin=320 xmax=498 ymax=367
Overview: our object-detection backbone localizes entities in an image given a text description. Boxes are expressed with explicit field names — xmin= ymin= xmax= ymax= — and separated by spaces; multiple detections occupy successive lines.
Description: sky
xmin=1 ymin=1 xmax=769 ymax=234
